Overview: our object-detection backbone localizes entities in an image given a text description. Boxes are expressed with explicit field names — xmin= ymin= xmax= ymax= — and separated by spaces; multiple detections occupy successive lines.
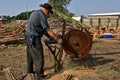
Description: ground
xmin=0 ymin=38 xmax=120 ymax=80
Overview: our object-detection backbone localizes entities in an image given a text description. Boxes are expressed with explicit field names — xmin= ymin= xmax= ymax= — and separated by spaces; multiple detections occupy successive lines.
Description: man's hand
xmin=57 ymin=38 xmax=63 ymax=45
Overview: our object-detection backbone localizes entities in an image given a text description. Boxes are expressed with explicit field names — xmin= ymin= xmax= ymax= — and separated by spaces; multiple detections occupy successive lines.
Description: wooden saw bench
xmin=44 ymin=38 xmax=64 ymax=72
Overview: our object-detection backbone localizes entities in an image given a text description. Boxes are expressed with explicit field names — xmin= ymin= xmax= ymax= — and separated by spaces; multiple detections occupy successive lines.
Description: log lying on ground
xmin=23 ymin=73 xmax=38 ymax=80
xmin=3 ymin=68 xmax=17 ymax=80
xmin=0 ymin=38 xmax=25 ymax=45
xmin=48 ymin=71 xmax=73 ymax=80
xmin=3 ymin=68 xmax=39 ymax=80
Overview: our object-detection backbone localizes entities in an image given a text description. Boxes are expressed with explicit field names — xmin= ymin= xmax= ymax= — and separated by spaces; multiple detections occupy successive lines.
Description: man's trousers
xmin=25 ymin=32 xmax=44 ymax=76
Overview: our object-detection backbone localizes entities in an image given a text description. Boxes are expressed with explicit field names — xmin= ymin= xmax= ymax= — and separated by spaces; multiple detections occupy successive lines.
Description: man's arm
xmin=45 ymin=28 xmax=58 ymax=40
xmin=45 ymin=28 xmax=62 ymax=44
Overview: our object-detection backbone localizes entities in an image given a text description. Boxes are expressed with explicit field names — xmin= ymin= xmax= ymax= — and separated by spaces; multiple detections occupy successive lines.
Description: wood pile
xmin=90 ymin=26 xmax=120 ymax=39
xmin=0 ymin=22 xmax=26 ymax=45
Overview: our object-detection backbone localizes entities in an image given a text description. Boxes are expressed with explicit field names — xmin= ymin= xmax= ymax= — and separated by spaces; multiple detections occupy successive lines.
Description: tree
xmin=48 ymin=0 xmax=72 ymax=13
xmin=2 ymin=15 xmax=11 ymax=21
xmin=15 ymin=11 xmax=33 ymax=20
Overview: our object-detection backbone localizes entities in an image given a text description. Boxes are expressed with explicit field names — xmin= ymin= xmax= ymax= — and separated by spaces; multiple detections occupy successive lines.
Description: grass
xmin=0 ymin=44 xmax=27 ymax=79
xmin=96 ymin=68 xmax=120 ymax=80
xmin=92 ymin=41 xmax=106 ymax=50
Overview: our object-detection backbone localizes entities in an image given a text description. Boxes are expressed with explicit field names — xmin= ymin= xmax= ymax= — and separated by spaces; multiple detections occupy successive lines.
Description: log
xmin=0 ymin=38 xmax=25 ymax=45
xmin=64 ymin=74 xmax=72 ymax=80
xmin=3 ymin=68 xmax=39 ymax=80
xmin=23 ymin=73 xmax=38 ymax=80
xmin=3 ymin=68 xmax=17 ymax=80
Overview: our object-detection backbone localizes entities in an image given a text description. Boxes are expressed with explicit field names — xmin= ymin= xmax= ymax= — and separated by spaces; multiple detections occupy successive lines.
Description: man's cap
xmin=39 ymin=3 xmax=53 ymax=14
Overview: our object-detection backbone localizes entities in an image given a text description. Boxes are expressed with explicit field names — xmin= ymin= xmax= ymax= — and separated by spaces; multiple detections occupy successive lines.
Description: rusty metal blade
xmin=62 ymin=29 xmax=93 ymax=59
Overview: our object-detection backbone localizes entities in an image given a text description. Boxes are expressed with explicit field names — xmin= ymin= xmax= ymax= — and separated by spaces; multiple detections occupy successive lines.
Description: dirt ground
xmin=0 ymin=38 xmax=120 ymax=80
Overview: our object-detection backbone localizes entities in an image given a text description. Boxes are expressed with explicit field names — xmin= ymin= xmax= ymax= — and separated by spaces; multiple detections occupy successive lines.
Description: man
xmin=24 ymin=3 xmax=62 ymax=79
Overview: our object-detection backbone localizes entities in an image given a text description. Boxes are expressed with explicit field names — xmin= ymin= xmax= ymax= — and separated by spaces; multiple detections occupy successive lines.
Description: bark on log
xmin=3 ymin=68 xmax=17 ymax=80
xmin=23 ymin=73 xmax=38 ymax=80
xmin=0 ymin=38 xmax=25 ymax=45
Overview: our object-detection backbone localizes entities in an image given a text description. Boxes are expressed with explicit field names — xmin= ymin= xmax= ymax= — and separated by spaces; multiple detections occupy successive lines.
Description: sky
xmin=0 ymin=0 xmax=120 ymax=17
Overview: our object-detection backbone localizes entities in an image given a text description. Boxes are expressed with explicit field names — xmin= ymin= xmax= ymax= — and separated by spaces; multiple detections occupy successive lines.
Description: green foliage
xmin=48 ymin=0 xmax=72 ymax=13
xmin=47 ymin=0 xmax=87 ymax=27
xmin=1 ymin=0 xmax=73 ymax=21
xmin=15 ymin=11 xmax=33 ymax=20
xmin=0 ymin=11 xmax=33 ymax=21
xmin=54 ymin=10 xmax=87 ymax=27
xmin=11 ymin=16 xmax=16 ymax=20
xmin=0 ymin=15 xmax=11 ymax=21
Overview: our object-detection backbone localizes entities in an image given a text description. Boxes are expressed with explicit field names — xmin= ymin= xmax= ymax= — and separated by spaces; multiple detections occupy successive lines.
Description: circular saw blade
xmin=62 ymin=28 xmax=93 ymax=59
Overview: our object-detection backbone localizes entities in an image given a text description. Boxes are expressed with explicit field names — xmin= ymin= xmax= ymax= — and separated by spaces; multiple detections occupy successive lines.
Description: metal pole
xmin=25 ymin=0 xmax=28 ymax=20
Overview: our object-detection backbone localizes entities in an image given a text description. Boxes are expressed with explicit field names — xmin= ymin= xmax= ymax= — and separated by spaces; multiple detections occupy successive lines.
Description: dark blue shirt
xmin=26 ymin=10 xmax=49 ymax=37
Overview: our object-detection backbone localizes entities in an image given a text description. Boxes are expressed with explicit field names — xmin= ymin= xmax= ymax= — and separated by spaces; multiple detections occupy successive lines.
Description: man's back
xmin=26 ymin=10 xmax=49 ymax=37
